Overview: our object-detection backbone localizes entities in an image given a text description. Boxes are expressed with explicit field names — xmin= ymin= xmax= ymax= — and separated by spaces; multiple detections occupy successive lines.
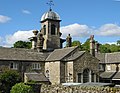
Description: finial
xmin=46 ymin=0 xmax=54 ymax=11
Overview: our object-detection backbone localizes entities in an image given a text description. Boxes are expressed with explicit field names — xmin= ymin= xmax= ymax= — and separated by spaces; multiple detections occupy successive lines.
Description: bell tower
xmin=40 ymin=0 xmax=62 ymax=51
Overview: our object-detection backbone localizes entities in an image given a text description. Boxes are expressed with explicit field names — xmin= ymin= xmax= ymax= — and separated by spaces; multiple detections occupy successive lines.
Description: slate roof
xmin=46 ymin=46 xmax=78 ymax=61
xmin=96 ymin=52 xmax=120 ymax=64
xmin=105 ymin=52 xmax=120 ymax=63
xmin=100 ymin=72 xmax=115 ymax=79
xmin=112 ymin=72 xmax=120 ymax=79
xmin=63 ymin=51 xmax=85 ymax=61
xmin=25 ymin=73 xmax=49 ymax=82
xmin=0 ymin=48 xmax=50 ymax=61
xmin=95 ymin=53 xmax=105 ymax=63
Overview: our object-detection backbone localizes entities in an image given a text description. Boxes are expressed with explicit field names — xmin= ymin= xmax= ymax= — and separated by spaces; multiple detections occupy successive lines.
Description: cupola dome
xmin=41 ymin=9 xmax=60 ymax=22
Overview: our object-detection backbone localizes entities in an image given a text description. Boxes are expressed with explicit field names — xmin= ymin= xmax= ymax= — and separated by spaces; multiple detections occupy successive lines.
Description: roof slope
xmin=63 ymin=51 xmax=85 ymax=61
xmin=95 ymin=53 xmax=105 ymax=63
xmin=105 ymin=52 xmax=120 ymax=63
xmin=46 ymin=46 xmax=78 ymax=61
xmin=96 ymin=52 xmax=120 ymax=64
xmin=0 ymin=48 xmax=50 ymax=61
xmin=100 ymin=72 xmax=115 ymax=79
xmin=25 ymin=73 xmax=49 ymax=82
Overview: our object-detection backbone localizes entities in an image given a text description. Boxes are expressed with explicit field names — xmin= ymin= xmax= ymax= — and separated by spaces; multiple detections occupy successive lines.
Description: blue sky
xmin=0 ymin=0 xmax=120 ymax=47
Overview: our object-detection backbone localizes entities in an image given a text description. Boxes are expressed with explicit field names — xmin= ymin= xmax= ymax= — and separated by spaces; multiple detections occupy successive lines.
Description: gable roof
xmin=46 ymin=46 xmax=78 ymax=61
xmin=62 ymin=51 xmax=85 ymax=61
xmin=0 ymin=48 xmax=50 ymax=61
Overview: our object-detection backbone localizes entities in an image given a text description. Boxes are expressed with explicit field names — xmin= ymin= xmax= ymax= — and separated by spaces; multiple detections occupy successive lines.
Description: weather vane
xmin=46 ymin=0 xmax=54 ymax=11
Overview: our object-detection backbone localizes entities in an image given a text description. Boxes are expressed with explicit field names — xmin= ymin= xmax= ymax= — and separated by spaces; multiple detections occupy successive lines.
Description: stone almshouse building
xmin=0 ymin=9 xmax=100 ymax=84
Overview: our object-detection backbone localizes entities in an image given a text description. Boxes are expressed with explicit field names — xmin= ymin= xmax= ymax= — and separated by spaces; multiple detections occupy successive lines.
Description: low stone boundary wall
xmin=41 ymin=84 xmax=120 ymax=93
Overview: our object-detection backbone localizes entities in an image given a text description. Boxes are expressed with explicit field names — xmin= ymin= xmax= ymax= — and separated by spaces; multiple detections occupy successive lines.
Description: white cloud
xmin=61 ymin=23 xmax=120 ymax=38
xmin=1 ymin=23 xmax=120 ymax=47
xmin=96 ymin=24 xmax=120 ymax=36
xmin=0 ymin=15 xmax=11 ymax=23
xmin=3 ymin=30 xmax=34 ymax=47
xmin=22 ymin=9 xmax=31 ymax=14
xmin=104 ymin=42 xmax=117 ymax=45
xmin=61 ymin=23 xmax=93 ymax=38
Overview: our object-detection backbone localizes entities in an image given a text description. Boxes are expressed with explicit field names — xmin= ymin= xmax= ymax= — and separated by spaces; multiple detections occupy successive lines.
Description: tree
xmin=10 ymin=83 xmax=33 ymax=93
xmin=0 ymin=70 xmax=22 ymax=93
xmin=13 ymin=41 xmax=32 ymax=49
xmin=81 ymin=38 xmax=90 ymax=52
xmin=72 ymin=41 xmax=82 ymax=49
xmin=99 ymin=44 xmax=111 ymax=53
xmin=117 ymin=40 xmax=120 ymax=46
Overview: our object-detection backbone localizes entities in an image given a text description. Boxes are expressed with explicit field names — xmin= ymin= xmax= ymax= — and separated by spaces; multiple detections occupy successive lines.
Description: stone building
xmin=0 ymin=8 xmax=100 ymax=85
xmin=96 ymin=52 xmax=120 ymax=85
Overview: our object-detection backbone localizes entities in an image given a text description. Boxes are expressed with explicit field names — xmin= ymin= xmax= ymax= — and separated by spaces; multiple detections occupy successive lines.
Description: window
xmin=10 ymin=62 xmax=18 ymax=70
xmin=51 ymin=24 xmax=56 ymax=35
xmin=99 ymin=64 xmax=104 ymax=71
xmin=107 ymin=65 xmax=111 ymax=71
xmin=43 ymin=25 xmax=46 ymax=35
xmin=78 ymin=73 xmax=81 ymax=83
xmin=32 ymin=63 xmax=41 ymax=70
xmin=46 ymin=70 xmax=50 ymax=79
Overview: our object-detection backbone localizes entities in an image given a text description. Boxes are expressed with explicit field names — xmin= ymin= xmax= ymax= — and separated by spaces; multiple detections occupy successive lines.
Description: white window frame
xmin=32 ymin=63 xmax=41 ymax=70
xmin=10 ymin=62 xmax=18 ymax=70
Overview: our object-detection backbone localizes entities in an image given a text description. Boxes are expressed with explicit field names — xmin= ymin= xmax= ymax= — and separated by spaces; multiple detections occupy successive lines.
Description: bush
xmin=0 ymin=70 xmax=21 ymax=93
xmin=10 ymin=83 xmax=34 ymax=93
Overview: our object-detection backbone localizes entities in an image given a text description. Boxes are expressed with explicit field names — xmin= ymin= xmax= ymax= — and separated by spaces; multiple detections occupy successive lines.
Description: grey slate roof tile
xmin=105 ymin=52 xmax=120 ymax=63
xmin=63 ymin=51 xmax=85 ymax=61
xmin=96 ymin=52 xmax=120 ymax=64
xmin=46 ymin=46 xmax=78 ymax=61
xmin=25 ymin=73 xmax=49 ymax=82
xmin=112 ymin=72 xmax=120 ymax=79
xmin=95 ymin=53 xmax=105 ymax=63
xmin=100 ymin=72 xmax=115 ymax=79
xmin=0 ymin=48 xmax=50 ymax=61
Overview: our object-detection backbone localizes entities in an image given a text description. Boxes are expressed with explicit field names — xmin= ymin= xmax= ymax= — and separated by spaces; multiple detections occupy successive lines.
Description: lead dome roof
xmin=41 ymin=9 xmax=60 ymax=21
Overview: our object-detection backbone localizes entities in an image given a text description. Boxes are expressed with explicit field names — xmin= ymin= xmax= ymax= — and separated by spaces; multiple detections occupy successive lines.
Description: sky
xmin=0 ymin=0 xmax=120 ymax=47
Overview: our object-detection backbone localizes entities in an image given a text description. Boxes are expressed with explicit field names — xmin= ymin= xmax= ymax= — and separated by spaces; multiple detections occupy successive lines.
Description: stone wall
xmin=45 ymin=61 xmax=60 ymax=84
xmin=41 ymin=84 xmax=120 ymax=93
xmin=73 ymin=52 xmax=99 ymax=83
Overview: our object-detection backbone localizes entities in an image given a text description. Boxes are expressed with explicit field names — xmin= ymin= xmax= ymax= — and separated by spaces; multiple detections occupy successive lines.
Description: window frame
xmin=32 ymin=63 xmax=41 ymax=70
xmin=10 ymin=62 xmax=18 ymax=70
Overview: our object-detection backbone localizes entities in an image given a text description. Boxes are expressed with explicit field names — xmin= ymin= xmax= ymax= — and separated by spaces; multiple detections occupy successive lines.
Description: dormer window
xmin=51 ymin=24 xmax=56 ymax=35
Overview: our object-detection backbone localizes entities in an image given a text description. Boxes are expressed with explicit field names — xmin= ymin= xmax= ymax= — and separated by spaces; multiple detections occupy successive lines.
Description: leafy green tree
xmin=10 ymin=83 xmax=33 ymax=93
xmin=99 ymin=44 xmax=111 ymax=53
xmin=81 ymin=38 xmax=90 ymax=52
xmin=13 ymin=41 xmax=32 ymax=49
xmin=0 ymin=70 xmax=22 ymax=93
xmin=109 ymin=44 xmax=119 ymax=52
xmin=72 ymin=41 xmax=82 ymax=49
xmin=117 ymin=40 xmax=120 ymax=46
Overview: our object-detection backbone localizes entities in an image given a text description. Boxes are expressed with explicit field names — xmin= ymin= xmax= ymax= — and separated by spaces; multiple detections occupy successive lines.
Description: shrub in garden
xmin=0 ymin=70 xmax=21 ymax=93
xmin=10 ymin=83 xmax=34 ymax=93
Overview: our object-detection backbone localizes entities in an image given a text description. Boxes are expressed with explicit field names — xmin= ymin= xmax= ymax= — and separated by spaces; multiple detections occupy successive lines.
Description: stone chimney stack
xmin=66 ymin=34 xmax=72 ymax=47
xmin=95 ymin=42 xmax=100 ymax=53
xmin=37 ymin=33 xmax=44 ymax=52
xmin=29 ymin=30 xmax=38 ymax=49
xmin=90 ymin=35 xmax=95 ymax=56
